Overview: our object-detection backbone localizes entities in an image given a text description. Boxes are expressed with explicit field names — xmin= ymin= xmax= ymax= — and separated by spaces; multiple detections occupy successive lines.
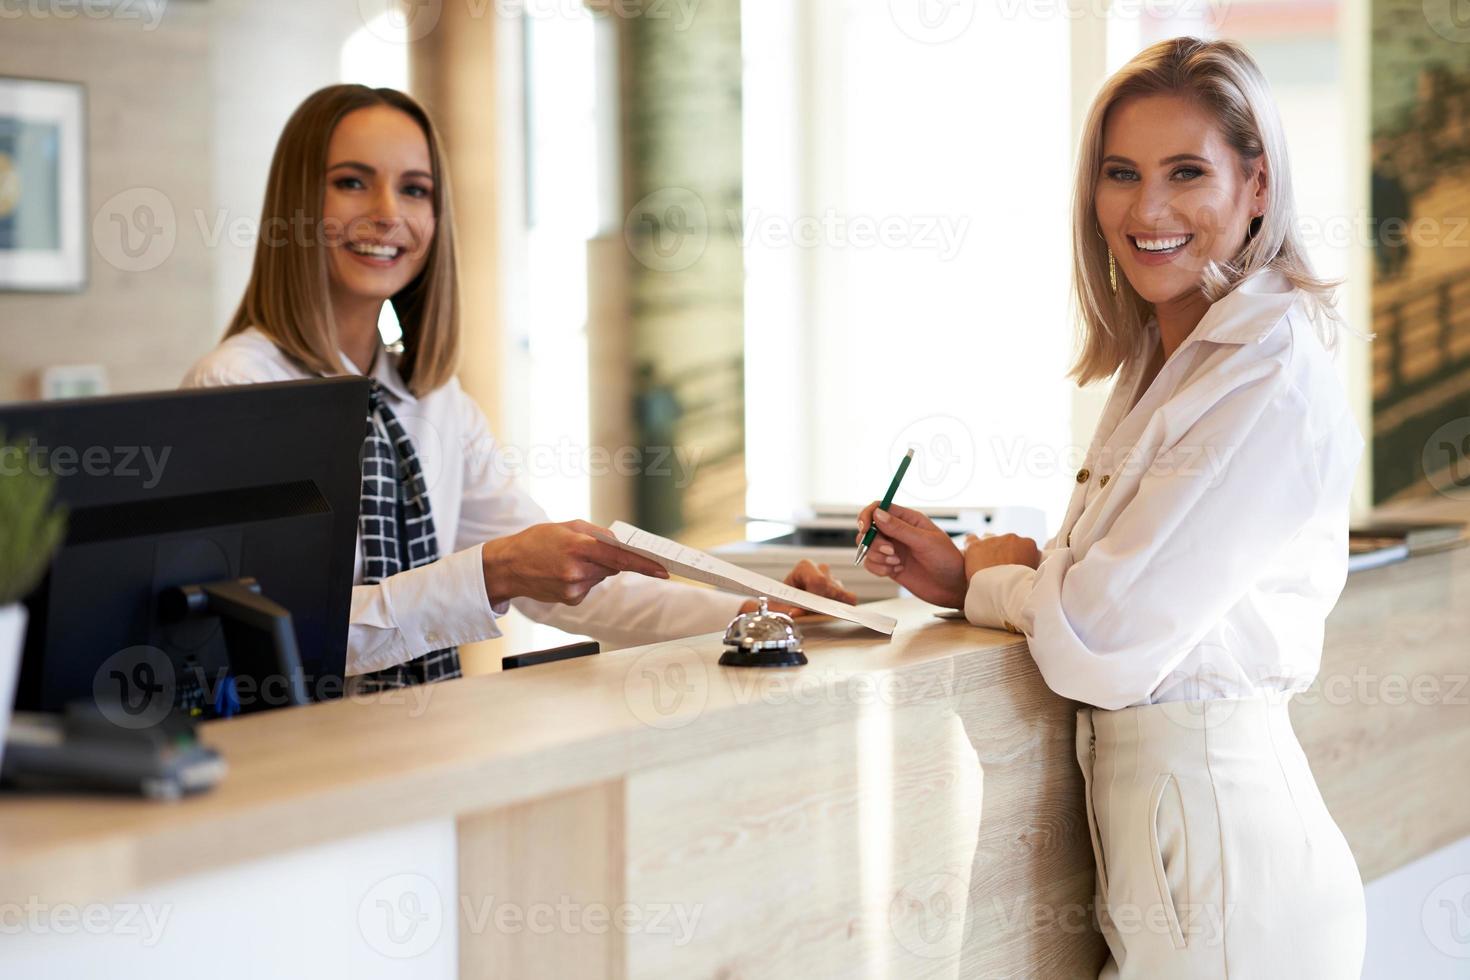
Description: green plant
xmin=0 ymin=432 xmax=67 ymax=606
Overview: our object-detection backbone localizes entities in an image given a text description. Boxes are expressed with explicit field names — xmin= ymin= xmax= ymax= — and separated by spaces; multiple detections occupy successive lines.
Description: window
xmin=744 ymin=0 xmax=1077 ymax=534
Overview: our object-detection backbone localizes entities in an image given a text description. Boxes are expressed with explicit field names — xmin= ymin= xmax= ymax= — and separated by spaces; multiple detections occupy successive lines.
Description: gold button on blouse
xmin=1099 ymin=473 xmax=1110 ymax=488
xmin=1076 ymin=467 xmax=1090 ymax=484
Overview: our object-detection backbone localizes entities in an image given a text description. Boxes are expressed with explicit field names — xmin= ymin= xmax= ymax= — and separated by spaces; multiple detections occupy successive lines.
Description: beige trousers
xmin=1075 ymin=696 xmax=1366 ymax=979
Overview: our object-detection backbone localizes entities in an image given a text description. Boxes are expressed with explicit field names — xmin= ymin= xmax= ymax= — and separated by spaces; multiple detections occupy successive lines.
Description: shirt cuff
xmin=399 ymin=543 xmax=502 ymax=649
xmin=963 ymin=563 xmax=1036 ymax=633
xmin=350 ymin=545 xmax=504 ymax=676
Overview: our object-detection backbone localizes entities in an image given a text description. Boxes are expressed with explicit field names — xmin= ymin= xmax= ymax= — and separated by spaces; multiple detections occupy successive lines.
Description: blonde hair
xmin=226 ymin=85 xmax=460 ymax=397
xmin=1070 ymin=37 xmax=1346 ymax=387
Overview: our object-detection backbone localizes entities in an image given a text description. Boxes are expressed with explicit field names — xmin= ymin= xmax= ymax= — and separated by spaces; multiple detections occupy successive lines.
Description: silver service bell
xmin=719 ymin=596 xmax=807 ymax=668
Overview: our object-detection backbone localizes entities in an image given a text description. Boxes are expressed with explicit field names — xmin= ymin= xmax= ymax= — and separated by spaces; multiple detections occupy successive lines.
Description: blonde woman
xmin=184 ymin=85 xmax=852 ymax=691
xmin=857 ymin=38 xmax=1365 ymax=977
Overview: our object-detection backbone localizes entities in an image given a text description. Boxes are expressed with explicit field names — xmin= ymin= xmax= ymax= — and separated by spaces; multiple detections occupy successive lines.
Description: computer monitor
xmin=0 ymin=377 xmax=368 ymax=720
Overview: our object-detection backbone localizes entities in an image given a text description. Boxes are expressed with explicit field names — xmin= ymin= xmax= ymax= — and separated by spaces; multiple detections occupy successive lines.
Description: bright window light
xmin=744 ymin=0 xmax=1076 ymax=536
xmin=340 ymin=13 xmax=409 ymax=91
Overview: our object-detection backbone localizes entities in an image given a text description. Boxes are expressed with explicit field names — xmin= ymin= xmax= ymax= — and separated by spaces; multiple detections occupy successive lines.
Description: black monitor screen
xmin=0 ymin=377 xmax=367 ymax=719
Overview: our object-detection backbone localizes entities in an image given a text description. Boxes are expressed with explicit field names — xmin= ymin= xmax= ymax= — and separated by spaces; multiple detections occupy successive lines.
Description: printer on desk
xmin=713 ymin=505 xmax=1048 ymax=602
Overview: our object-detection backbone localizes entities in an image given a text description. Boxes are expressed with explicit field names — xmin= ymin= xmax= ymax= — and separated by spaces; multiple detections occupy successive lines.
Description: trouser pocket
xmin=1147 ymin=772 xmax=1188 ymax=949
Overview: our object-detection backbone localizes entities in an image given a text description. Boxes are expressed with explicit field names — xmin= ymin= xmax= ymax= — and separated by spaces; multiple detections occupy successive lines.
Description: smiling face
xmin=1093 ymin=93 xmax=1265 ymax=308
xmin=321 ymin=104 xmax=436 ymax=316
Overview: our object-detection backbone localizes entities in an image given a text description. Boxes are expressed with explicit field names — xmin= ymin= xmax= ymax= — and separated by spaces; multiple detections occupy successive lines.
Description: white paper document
xmin=592 ymin=521 xmax=897 ymax=636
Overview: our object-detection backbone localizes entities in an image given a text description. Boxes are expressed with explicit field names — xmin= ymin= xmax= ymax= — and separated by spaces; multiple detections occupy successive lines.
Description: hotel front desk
xmin=1 ymin=536 xmax=1467 ymax=978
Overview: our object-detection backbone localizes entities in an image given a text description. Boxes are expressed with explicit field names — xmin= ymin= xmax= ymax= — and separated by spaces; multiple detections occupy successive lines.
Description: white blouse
xmin=964 ymin=269 xmax=1365 ymax=710
xmin=181 ymin=328 xmax=744 ymax=676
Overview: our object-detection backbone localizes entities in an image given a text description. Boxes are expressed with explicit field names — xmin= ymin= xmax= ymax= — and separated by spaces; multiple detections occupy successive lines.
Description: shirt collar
xmin=337 ymin=344 xmax=417 ymax=404
xmin=1182 ymin=267 xmax=1299 ymax=348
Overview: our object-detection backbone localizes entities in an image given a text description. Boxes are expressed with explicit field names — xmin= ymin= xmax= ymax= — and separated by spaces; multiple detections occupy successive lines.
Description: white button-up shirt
xmin=181 ymin=328 xmax=745 ymax=676
xmin=964 ymin=269 xmax=1365 ymax=710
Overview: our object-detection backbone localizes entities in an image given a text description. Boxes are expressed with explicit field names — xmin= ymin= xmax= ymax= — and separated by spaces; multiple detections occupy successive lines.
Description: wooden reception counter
xmin=1 ymin=537 xmax=1467 ymax=977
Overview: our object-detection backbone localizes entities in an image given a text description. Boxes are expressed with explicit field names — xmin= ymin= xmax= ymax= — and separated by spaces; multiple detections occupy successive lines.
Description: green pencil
xmin=854 ymin=448 xmax=915 ymax=566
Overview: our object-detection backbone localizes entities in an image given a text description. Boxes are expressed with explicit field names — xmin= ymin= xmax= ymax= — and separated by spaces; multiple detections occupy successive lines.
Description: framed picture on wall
xmin=0 ymin=77 xmax=86 ymax=293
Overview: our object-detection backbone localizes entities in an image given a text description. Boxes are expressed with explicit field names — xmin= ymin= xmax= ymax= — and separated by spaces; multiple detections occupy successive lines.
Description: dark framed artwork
xmin=0 ymin=77 xmax=86 ymax=292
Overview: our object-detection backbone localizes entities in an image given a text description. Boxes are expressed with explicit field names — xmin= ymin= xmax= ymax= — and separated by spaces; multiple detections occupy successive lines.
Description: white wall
xmin=0 ymin=819 xmax=458 ymax=977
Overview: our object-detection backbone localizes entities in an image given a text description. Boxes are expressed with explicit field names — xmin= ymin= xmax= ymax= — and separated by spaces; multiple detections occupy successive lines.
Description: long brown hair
xmin=1070 ymin=37 xmax=1351 ymax=387
xmin=226 ymin=85 xmax=460 ymax=396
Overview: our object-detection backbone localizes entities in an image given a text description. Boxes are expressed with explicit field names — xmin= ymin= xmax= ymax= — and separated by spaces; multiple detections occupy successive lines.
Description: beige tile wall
xmin=0 ymin=8 xmax=214 ymax=402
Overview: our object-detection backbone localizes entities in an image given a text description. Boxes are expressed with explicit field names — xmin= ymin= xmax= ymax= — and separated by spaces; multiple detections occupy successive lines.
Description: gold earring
xmin=1107 ymin=249 xmax=1117 ymax=294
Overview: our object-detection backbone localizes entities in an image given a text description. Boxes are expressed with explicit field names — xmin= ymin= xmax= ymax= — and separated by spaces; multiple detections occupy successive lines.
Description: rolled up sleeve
xmin=964 ymin=360 xmax=1321 ymax=710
